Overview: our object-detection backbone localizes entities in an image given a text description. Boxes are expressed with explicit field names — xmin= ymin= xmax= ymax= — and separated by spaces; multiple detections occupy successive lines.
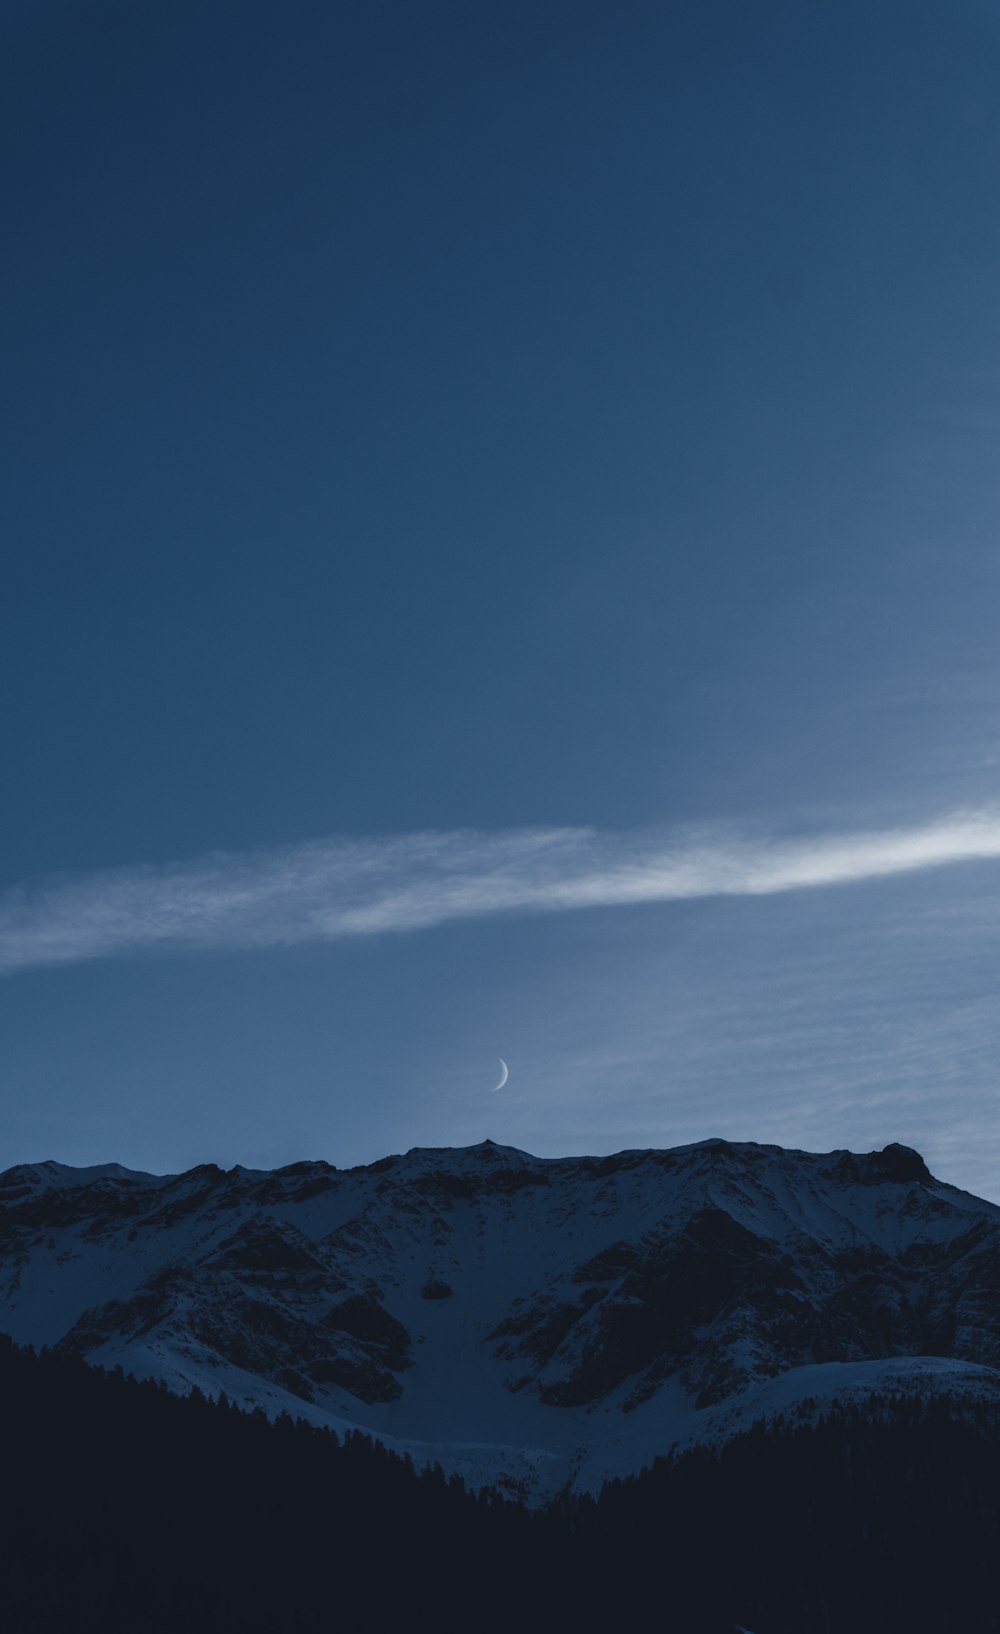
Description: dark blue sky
xmin=4 ymin=1 xmax=1000 ymax=1193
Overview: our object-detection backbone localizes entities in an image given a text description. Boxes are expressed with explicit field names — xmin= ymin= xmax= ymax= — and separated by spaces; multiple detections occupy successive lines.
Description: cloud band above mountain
xmin=2 ymin=808 xmax=1000 ymax=976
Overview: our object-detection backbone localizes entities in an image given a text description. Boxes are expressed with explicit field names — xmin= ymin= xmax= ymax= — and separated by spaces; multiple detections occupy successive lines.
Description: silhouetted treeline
xmin=0 ymin=1335 xmax=560 ymax=1634
xmin=2 ymin=1335 xmax=1000 ymax=1633
xmin=581 ymin=1392 xmax=1000 ymax=1633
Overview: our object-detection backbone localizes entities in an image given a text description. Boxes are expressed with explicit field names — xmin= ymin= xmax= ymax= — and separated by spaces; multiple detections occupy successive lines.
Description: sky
xmin=3 ymin=0 xmax=1000 ymax=1195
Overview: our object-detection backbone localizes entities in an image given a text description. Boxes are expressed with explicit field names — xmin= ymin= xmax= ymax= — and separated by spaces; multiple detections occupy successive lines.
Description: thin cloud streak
xmin=3 ymin=808 xmax=1000 ymax=976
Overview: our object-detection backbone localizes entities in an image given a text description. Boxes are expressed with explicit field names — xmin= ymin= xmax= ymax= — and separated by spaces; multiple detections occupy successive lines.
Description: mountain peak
xmin=874 ymin=1142 xmax=932 ymax=1183
xmin=0 ymin=1135 xmax=996 ymax=1501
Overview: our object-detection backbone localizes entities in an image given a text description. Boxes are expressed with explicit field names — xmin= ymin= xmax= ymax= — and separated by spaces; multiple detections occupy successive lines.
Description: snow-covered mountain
xmin=3 ymin=1137 xmax=1000 ymax=1500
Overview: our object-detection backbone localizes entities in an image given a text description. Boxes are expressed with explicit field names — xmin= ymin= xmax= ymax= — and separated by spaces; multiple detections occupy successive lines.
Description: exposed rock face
xmin=2 ymin=1139 xmax=1000 ymax=1495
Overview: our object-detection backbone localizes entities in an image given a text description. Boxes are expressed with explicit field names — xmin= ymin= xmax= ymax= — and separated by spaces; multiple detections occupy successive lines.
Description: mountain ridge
xmin=3 ymin=1135 xmax=1000 ymax=1499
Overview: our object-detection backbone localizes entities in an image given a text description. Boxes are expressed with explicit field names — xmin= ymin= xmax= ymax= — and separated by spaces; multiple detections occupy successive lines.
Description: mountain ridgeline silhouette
xmin=4 ymin=1139 xmax=1000 ymax=1629
xmin=3 ymin=1137 xmax=1000 ymax=1499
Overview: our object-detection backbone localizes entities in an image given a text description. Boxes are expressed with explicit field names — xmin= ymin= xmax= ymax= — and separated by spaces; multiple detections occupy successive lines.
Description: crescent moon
xmin=491 ymin=1058 xmax=509 ymax=1093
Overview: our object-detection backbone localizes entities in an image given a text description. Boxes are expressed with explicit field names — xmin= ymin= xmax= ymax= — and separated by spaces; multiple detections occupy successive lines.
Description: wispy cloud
xmin=3 ymin=807 xmax=1000 ymax=976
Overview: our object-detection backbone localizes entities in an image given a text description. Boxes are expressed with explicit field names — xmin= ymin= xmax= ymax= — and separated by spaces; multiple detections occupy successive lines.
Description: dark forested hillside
xmin=588 ymin=1398 xmax=1000 ymax=1634
xmin=0 ymin=1335 xmax=552 ymax=1634
xmin=2 ymin=1336 xmax=1000 ymax=1633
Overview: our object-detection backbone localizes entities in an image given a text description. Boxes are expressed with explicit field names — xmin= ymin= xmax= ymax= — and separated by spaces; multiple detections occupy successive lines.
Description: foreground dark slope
xmin=3 ymin=1138 xmax=1000 ymax=1495
xmin=2 ymin=1335 xmax=999 ymax=1634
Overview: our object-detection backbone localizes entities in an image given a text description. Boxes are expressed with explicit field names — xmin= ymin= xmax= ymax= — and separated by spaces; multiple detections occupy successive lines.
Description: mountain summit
xmin=2 ymin=1138 xmax=999 ymax=1498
